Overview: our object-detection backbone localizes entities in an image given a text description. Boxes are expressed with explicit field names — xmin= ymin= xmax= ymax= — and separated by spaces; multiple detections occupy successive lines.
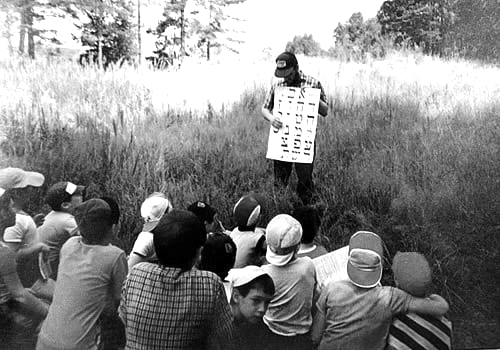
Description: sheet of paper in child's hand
xmin=313 ymin=245 xmax=349 ymax=287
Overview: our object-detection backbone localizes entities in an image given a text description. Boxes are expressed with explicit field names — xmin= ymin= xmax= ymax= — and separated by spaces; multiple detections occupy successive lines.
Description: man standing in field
xmin=261 ymin=51 xmax=329 ymax=204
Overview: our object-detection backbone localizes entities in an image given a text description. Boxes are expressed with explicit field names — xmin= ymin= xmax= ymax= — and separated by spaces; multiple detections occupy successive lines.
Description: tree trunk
xmin=18 ymin=3 xmax=26 ymax=54
xmin=180 ymin=7 xmax=185 ymax=59
xmin=97 ymin=29 xmax=103 ymax=69
xmin=137 ymin=0 xmax=141 ymax=65
xmin=27 ymin=3 xmax=35 ymax=59
xmin=207 ymin=40 xmax=210 ymax=61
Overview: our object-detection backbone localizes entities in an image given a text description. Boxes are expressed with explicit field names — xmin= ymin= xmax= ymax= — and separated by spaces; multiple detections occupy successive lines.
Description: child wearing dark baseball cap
xmin=387 ymin=252 xmax=452 ymax=350
xmin=230 ymin=194 xmax=267 ymax=268
xmin=187 ymin=200 xmax=226 ymax=234
xmin=37 ymin=181 xmax=85 ymax=280
xmin=312 ymin=231 xmax=449 ymax=350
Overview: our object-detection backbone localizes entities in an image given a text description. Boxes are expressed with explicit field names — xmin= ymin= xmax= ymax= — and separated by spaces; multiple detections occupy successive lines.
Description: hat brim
xmin=74 ymin=185 xmax=85 ymax=195
xmin=274 ymin=66 xmax=294 ymax=78
xmin=347 ymin=260 xmax=382 ymax=288
xmin=142 ymin=220 xmax=159 ymax=233
xmin=266 ymin=248 xmax=294 ymax=266
xmin=18 ymin=171 xmax=45 ymax=188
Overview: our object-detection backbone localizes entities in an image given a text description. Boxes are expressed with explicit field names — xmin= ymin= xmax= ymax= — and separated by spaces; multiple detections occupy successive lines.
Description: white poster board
xmin=266 ymin=87 xmax=320 ymax=164
xmin=312 ymin=245 xmax=350 ymax=288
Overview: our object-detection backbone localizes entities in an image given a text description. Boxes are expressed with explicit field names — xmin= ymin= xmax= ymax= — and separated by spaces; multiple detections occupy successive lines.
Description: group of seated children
xmin=0 ymin=167 xmax=451 ymax=350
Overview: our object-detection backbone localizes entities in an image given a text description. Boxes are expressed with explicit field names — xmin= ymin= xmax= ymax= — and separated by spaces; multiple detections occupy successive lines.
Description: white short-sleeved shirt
xmin=3 ymin=213 xmax=38 ymax=249
xmin=262 ymin=257 xmax=317 ymax=336
xmin=37 ymin=211 xmax=78 ymax=279
xmin=130 ymin=231 xmax=156 ymax=262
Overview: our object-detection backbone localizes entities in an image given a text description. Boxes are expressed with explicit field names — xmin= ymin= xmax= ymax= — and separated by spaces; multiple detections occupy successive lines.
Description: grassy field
xmin=1 ymin=52 xmax=499 ymax=348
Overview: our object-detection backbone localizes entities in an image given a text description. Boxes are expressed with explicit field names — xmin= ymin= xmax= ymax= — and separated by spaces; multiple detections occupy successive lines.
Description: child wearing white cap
xmin=227 ymin=265 xmax=275 ymax=350
xmin=127 ymin=192 xmax=173 ymax=272
xmin=0 ymin=168 xmax=48 ymax=287
xmin=0 ymin=185 xmax=48 ymax=348
xmin=311 ymin=231 xmax=449 ymax=350
xmin=261 ymin=214 xmax=318 ymax=350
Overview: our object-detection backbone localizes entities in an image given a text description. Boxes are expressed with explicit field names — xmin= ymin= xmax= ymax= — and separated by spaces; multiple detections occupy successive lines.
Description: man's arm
xmin=261 ymin=106 xmax=283 ymax=130
xmin=261 ymin=84 xmax=283 ymax=129
xmin=408 ymin=294 xmax=449 ymax=316
xmin=318 ymin=99 xmax=328 ymax=117
xmin=317 ymin=81 xmax=328 ymax=117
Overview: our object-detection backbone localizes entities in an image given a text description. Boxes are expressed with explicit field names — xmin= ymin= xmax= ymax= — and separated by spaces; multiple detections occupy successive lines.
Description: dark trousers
xmin=264 ymin=328 xmax=314 ymax=350
xmin=274 ymin=160 xmax=314 ymax=204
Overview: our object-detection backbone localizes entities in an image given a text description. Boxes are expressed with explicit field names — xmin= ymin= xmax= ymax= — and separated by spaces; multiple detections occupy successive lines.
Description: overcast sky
xmin=231 ymin=0 xmax=386 ymax=54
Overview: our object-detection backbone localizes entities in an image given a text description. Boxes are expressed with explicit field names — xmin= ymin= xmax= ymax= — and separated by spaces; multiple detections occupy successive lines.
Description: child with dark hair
xmin=187 ymin=200 xmax=226 ymax=234
xmin=230 ymin=194 xmax=267 ymax=268
xmin=37 ymin=198 xmax=128 ymax=350
xmin=119 ymin=209 xmax=233 ymax=350
xmin=37 ymin=181 xmax=85 ymax=280
xmin=292 ymin=206 xmax=328 ymax=259
xmin=198 ymin=232 xmax=237 ymax=299
xmin=386 ymin=252 xmax=452 ymax=350
xmin=227 ymin=265 xmax=275 ymax=350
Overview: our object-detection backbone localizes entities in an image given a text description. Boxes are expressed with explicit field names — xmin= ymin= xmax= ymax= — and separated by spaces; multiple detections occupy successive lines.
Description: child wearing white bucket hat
xmin=261 ymin=214 xmax=318 ymax=350
xmin=311 ymin=231 xmax=449 ymax=350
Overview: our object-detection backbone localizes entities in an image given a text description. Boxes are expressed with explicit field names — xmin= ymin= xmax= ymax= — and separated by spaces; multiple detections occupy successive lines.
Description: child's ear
xmin=60 ymin=202 xmax=71 ymax=211
xmin=233 ymin=289 xmax=242 ymax=303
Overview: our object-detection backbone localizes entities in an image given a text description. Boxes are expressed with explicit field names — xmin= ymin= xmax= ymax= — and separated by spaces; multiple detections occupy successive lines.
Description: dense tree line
xmin=288 ymin=1 xmax=499 ymax=62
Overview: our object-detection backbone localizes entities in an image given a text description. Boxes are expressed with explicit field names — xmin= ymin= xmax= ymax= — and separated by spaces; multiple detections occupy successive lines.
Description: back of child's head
xmin=291 ymin=206 xmax=320 ymax=244
xmin=152 ymin=209 xmax=207 ymax=270
xmin=99 ymin=196 xmax=120 ymax=225
xmin=199 ymin=232 xmax=236 ymax=280
xmin=265 ymin=214 xmax=302 ymax=266
xmin=45 ymin=181 xmax=85 ymax=211
xmin=187 ymin=201 xmax=217 ymax=224
xmin=233 ymin=194 xmax=261 ymax=230
xmin=392 ymin=252 xmax=432 ymax=297
xmin=140 ymin=192 xmax=172 ymax=232
xmin=347 ymin=231 xmax=384 ymax=288
xmin=74 ymin=198 xmax=113 ymax=244
xmin=228 ymin=265 xmax=275 ymax=299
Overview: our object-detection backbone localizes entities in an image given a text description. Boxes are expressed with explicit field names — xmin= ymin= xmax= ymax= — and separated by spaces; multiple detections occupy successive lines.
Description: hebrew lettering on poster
xmin=266 ymin=87 xmax=320 ymax=164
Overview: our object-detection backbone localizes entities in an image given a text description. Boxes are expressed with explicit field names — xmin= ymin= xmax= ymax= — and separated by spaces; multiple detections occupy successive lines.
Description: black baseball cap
xmin=275 ymin=52 xmax=298 ymax=78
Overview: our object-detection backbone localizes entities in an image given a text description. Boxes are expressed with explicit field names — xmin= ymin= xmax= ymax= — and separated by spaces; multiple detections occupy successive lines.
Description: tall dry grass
xmin=1 ymin=52 xmax=499 ymax=347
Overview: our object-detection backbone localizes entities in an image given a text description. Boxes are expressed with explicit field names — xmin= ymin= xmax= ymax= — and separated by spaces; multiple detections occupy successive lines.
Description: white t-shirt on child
xmin=262 ymin=257 xmax=317 ymax=336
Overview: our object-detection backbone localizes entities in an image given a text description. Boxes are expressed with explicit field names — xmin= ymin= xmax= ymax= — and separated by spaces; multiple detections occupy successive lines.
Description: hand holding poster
xmin=266 ymin=87 xmax=321 ymax=164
